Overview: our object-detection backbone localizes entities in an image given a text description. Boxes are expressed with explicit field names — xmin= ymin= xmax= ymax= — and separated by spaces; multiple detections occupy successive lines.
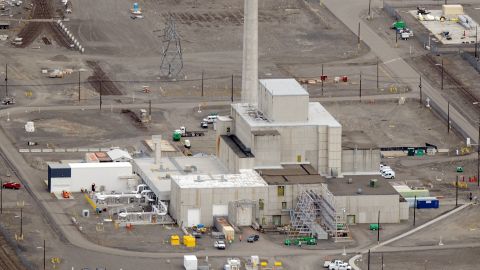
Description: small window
xmin=282 ymin=202 xmax=287 ymax=209
xmin=226 ymin=127 xmax=230 ymax=133
xmin=259 ymin=199 xmax=264 ymax=210
xmin=277 ymin=186 xmax=285 ymax=197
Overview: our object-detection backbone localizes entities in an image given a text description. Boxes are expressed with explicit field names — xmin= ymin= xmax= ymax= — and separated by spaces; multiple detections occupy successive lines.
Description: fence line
xmin=0 ymin=223 xmax=36 ymax=270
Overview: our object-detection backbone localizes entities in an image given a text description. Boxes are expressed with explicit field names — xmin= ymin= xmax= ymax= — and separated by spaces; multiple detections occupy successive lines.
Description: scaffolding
xmin=288 ymin=184 xmax=350 ymax=241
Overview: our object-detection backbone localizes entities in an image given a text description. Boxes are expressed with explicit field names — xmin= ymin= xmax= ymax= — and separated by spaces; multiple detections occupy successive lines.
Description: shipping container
xmin=416 ymin=199 xmax=439 ymax=209
xmin=214 ymin=217 xmax=235 ymax=241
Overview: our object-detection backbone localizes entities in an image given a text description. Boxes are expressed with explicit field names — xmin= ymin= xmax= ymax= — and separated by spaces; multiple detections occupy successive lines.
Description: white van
xmin=383 ymin=171 xmax=395 ymax=179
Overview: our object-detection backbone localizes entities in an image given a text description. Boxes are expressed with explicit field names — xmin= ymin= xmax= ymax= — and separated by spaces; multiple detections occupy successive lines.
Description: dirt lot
xmin=324 ymin=100 xmax=462 ymax=148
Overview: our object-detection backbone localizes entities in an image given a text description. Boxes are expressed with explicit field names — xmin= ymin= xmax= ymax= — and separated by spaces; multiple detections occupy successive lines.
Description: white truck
xmin=323 ymin=259 xmax=352 ymax=270
xmin=214 ymin=240 xmax=226 ymax=250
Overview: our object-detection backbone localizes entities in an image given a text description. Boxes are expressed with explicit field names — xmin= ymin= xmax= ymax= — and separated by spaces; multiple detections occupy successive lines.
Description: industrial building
xmin=48 ymin=162 xmax=136 ymax=193
xmin=169 ymin=169 xmax=267 ymax=227
xmin=216 ymin=78 xmax=343 ymax=177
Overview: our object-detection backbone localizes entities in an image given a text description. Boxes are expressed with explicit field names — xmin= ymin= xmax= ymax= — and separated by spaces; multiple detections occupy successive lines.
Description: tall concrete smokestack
xmin=241 ymin=0 xmax=258 ymax=105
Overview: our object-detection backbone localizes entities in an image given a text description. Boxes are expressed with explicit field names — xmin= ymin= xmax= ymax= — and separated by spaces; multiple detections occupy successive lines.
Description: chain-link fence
xmin=383 ymin=1 xmax=402 ymax=21
xmin=461 ymin=51 xmax=480 ymax=73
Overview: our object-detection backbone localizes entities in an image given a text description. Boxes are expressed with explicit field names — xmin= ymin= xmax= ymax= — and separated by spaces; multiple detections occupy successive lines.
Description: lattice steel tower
xmin=159 ymin=16 xmax=183 ymax=78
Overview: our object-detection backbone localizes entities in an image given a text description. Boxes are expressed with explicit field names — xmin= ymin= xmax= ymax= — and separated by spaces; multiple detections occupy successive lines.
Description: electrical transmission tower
xmin=159 ymin=16 xmax=183 ymax=78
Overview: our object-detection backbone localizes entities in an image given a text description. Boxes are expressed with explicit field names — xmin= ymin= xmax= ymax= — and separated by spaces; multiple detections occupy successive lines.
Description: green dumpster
xmin=369 ymin=223 xmax=379 ymax=231
xmin=416 ymin=149 xmax=424 ymax=156
xmin=172 ymin=130 xmax=182 ymax=141
xmin=456 ymin=167 xmax=464 ymax=173
xmin=407 ymin=148 xmax=415 ymax=156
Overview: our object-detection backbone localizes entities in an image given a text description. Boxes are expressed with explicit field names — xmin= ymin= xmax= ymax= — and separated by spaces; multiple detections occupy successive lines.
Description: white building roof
xmin=69 ymin=162 xmax=132 ymax=169
xmin=172 ymin=169 xmax=268 ymax=189
xmin=107 ymin=149 xmax=132 ymax=161
xmin=259 ymin=79 xmax=309 ymax=96
xmin=132 ymin=156 xmax=230 ymax=199
xmin=232 ymin=102 xmax=341 ymax=128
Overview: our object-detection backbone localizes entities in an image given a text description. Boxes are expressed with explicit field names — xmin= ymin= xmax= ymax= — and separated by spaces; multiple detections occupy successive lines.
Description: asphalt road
xmin=322 ymin=0 xmax=479 ymax=145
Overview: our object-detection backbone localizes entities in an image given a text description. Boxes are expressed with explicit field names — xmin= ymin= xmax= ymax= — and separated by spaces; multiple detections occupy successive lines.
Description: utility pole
xmin=441 ymin=58 xmax=444 ymax=90
xmin=78 ymin=71 xmax=81 ymax=102
xmin=475 ymin=25 xmax=478 ymax=58
xmin=43 ymin=239 xmax=46 ymax=270
xmin=148 ymin=100 xmax=152 ymax=122
xmin=0 ymin=180 xmax=2 ymax=214
xmin=20 ymin=207 xmax=23 ymax=238
xmin=231 ymin=74 xmax=234 ymax=102
xmin=321 ymin=64 xmax=324 ymax=96
xmin=395 ymin=30 xmax=398 ymax=47
xmin=456 ymin=174 xmax=459 ymax=207
xmin=367 ymin=249 xmax=371 ymax=270
xmin=381 ymin=253 xmax=384 ymax=270
xmin=201 ymin=70 xmax=204 ymax=97
xmin=377 ymin=210 xmax=380 ymax=243
xmin=99 ymin=81 xmax=103 ymax=110
xmin=419 ymin=76 xmax=422 ymax=105
xmin=368 ymin=0 xmax=372 ymax=19
xmin=4 ymin=63 xmax=7 ymax=98
xmin=376 ymin=57 xmax=379 ymax=90
xmin=447 ymin=102 xmax=450 ymax=133
xmin=359 ymin=71 xmax=362 ymax=101
xmin=413 ymin=195 xmax=417 ymax=226
xmin=358 ymin=22 xmax=361 ymax=50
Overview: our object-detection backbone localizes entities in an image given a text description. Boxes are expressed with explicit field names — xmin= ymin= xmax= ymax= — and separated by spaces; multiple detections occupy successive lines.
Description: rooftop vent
xmin=357 ymin=188 xmax=363 ymax=194
xmin=347 ymin=178 xmax=353 ymax=184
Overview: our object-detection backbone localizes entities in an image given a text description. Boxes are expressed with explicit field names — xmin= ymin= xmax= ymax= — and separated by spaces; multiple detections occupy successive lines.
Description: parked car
xmin=214 ymin=240 xmax=226 ymax=250
xmin=200 ymin=121 xmax=208 ymax=128
xmin=382 ymin=171 xmax=395 ymax=179
xmin=2 ymin=181 xmax=21 ymax=189
xmin=247 ymin=234 xmax=259 ymax=243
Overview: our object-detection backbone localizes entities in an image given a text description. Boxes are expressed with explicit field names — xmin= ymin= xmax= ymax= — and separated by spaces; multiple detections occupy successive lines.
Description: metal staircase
xmin=288 ymin=185 xmax=351 ymax=241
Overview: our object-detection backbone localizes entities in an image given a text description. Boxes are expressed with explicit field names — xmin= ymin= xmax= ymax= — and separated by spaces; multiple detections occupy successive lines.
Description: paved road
xmin=322 ymin=0 xmax=479 ymax=145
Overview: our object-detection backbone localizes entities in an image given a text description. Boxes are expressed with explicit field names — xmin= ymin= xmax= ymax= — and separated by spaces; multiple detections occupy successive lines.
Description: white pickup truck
xmin=214 ymin=240 xmax=226 ymax=250
xmin=323 ymin=259 xmax=352 ymax=270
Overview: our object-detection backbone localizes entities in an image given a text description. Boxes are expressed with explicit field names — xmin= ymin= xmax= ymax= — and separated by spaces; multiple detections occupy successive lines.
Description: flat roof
xmin=173 ymin=169 xmax=268 ymax=189
xmin=232 ymin=102 xmax=341 ymax=127
xmin=326 ymin=175 xmax=399 ymax=196
xmin=133 ymin=156 xmax=230 ymax=199
xmin=69 ymin=162 xmax=132 ymax=168
xmin=257 ymin=164 xmax=325 ymax=185
xmin=48 ymin=163 xmax=70 ymax=169
xmin=259 ymin=79 xmax=309 ymax=96
xmin=220 ymin=135 xmax=254 ymax=158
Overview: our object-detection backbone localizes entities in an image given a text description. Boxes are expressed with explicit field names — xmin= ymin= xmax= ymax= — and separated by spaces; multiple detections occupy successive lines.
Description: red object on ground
xmin=2 ymin=182 xmax=21 ymax=189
